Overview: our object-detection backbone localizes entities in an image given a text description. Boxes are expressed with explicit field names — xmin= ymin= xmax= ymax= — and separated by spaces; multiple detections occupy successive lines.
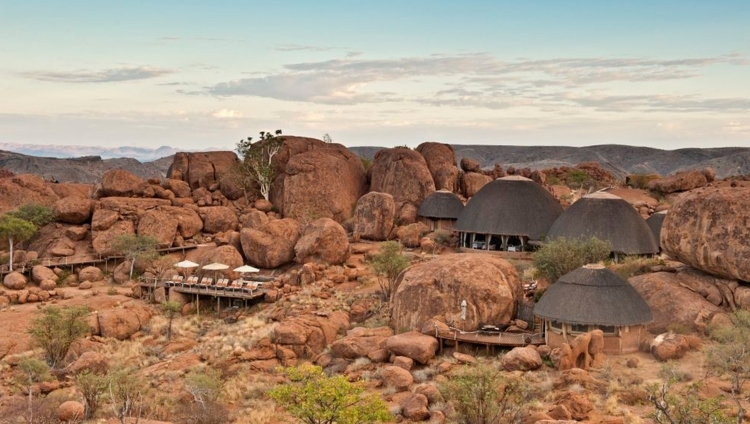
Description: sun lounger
xmin=215 ymin=278 xmax=229 ymax=291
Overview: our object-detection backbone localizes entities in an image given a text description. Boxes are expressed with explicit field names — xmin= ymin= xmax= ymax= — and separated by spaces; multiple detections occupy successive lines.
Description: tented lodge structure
xmin=545 ymin=192 xmax=658 ymax=260
xmin=534 ymin=264 xmax=652 ymax=355
xmin=454 ymin=176 xmax=563 ymax=251
xmin=417 ymin=190 xmax=464 ymax=231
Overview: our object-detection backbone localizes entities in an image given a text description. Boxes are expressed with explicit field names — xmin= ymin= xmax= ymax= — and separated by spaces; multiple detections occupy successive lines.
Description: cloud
xmin=204 ymin=52 xmax=747 ymax=110
xmin=21 ymin=66 xmax=174 ymax=83
xmin=211 ymin=109 xmax=243 ymax=119
xmin=275 ymin=44 xmax=334 ymax=52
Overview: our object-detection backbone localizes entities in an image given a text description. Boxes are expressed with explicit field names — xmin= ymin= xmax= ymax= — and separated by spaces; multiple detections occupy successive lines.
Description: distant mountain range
xmin=1 ymin=143 xmax=748 ymax=184
xmin=0 ymin=143 xmax=183 ymax=162
xmin=353 ymin=145 xmax=750 ymax=180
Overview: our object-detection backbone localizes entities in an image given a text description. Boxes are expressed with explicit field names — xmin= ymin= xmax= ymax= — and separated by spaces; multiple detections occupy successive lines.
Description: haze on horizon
xmin=1 ymin=0 xmax=749 ymax=151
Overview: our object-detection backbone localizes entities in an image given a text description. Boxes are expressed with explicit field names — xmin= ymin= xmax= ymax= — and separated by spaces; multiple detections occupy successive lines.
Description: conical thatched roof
xmin=546 ymin=192 xmax=658 ymax=255
xmin=645 ymin=210 xmax=667 ymax=248
xmin=417 ymin=190 xmax=464 ymax=219
xmin=534 ymin=264 xmax=653 ymax=326
xmin=454 ymin=176 xmax=563 ymax=241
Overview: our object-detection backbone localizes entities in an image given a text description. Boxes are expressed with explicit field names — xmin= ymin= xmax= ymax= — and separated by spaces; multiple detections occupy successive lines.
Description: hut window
xmin=548 ymin=320 xmax=563 ymax=333
xmin=570 ymin=323 xmax=588 ymax=334
xmin=596 ymin=325 xmax=617 ymax=335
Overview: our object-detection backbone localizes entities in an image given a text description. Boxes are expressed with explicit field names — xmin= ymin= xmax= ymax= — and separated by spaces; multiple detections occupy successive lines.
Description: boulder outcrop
xmin=330 ymin=326 xmax=393 ymax=359
xmin=3 ymin=272 xmax=27 ymax=290
xmin=661 ymin=187 xmax=750 ymax=281
xmin=96 ymin=304 xmax=152 ymax=340
xmin=294 ymin=218 xmax=350 ymax=265
xmin=92 ymin=220 xmax=135 ymax=256
xmin=137 ymin=209 xmax=178 ymax=247
xmin=647 ymin=169 xmax=708 ymax=194
xmin=502 ymin=346 xmax=543 ymax=371
xmin=385 ymin=332 xmax=439 ymax=364
xmin=415 ymin=142 xmax=459 ymax=191
xmin=273 ymin=311 xmax=349 ymax=358
xmin=201 ymin=206 xmax=238 ymax=234
xmin=100 ymin=169 xmax=147 ymax=197
xmin=391 ymin=253 xmax=521 ymax=332
xmin=169 ymin=151 xmax=238 ymax=190
xmin=52 ymin=197 xmax=93 ymax=224
xmin=351 ymin=192 xmax=395 ymax=241
xmin=460 ymin=172 xmax=492 ymax=198
xmin=370 ymin=147 xmax=435 ymax=213
xmin=241 ymin=219 xmax=302 ymax=268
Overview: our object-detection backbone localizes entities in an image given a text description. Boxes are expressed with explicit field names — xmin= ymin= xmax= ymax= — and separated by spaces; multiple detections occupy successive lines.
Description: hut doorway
xmin=575 ymin=352 xmax=586 ymax=369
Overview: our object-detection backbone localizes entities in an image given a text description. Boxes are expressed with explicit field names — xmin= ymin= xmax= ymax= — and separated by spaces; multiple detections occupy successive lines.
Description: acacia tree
xmin=28 ymin=306 xmax=90 ymax=368
xmin=162 ymin=301 xmax=182 ymax=340
xmin=233 ymin=129 xmax=284 ymax=201
xmin=111 ymin=234 xmax=160 ymax=280
xmin=269 ymin=364 xmax=390 ymax=424
xmin=0 ymin=214 xmax=36 ymax=271
xmin=8 ymin=203 xmax=56 ymax=228
xmin=706 ymin=310 xmax=750 ymax=422
xmin=370 ymin=241 xmax=410 ymax=301
xmin=16 ymin=356 xmax=51 ymax=423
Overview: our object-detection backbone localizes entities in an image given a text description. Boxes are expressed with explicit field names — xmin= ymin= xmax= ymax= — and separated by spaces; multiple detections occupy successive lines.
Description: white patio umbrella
xmin=202 ymin=262 xmax=229 ymax=280
xmin=174 ymin=260 xmax=199 ymax=279
xmin=233 ymin=265 xmax=260 ymax=273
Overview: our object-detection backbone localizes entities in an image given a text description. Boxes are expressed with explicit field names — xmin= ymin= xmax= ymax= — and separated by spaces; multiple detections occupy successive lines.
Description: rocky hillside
xmin=0 ymin=150 xmax=166 ymax=184
xmin=353 ymin=144 xmax=750 ymax=180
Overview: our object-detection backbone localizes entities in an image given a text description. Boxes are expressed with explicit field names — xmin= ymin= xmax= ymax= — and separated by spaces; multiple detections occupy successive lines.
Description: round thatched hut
xmin=417 ymin=190 xmax=464 ymax=231
xmin=546 ymin=192 xmax=658 ymax=259
xmin=645 ymin=210 xmax=668 ymax=251
xmin=534 ymin=264 xmax=652 ymax=355
xmin=454 ymin=176 xmax=563 ymax=251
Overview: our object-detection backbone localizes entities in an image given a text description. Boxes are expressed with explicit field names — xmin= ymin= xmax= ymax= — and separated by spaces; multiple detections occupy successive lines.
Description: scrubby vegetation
xmin=27 ymin=306 xmax=89 ymax=368
xmin=370 ymin=241 xmax=410 ymax=301
xmin=532 ymin=236 xmax=612 ymax=283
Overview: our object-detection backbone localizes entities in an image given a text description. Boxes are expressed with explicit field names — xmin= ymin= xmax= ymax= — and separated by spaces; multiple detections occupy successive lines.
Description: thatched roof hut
xmin=645 ymin=210 xmax=667 ymax=250
xmin=534 ymin=264 xmax=652 ymax=327
xmin=546 ymin=192 xmax=658 ymax=256
xmin=418 ymin=190 xmax=464 ymax=219
xmin=454 ymin=176 xmax=563 ymax=247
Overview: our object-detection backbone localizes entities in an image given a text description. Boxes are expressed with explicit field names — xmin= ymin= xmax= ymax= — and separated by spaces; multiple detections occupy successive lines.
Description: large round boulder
xmin=294 ymin=218 xmax=350 ymax=265
xmin=161 ymin=206 xmax=202 ymax=238
xmin=100 ymin=169 xmax=147 ymax=197
xmin=137 ymin=209 xmax=178 ymax=247
xmin=241 ymin=219 xmax=302 ymax=269
xmin=92 ymin=220 xmax=135 ymax=256
xmin=647 ymin=169 xmax=708 ymax=194
xmin=370 ymin=147 xmax=436 ymax=212
xmin=3 ymin=272 xmax=27 ymax=290
xmin=460 ymin=172 xmax=492 ymax=198
xmin=79 ymin=266 xmax=105 ymax=283
xmin=56 ymin=401 xmax=85 ymax=422
xmin=52 ymin=197 xmax=93 ymax=224
xmin=351 ymin=192 xmax=396 ymax=241
xmin=502 ymin=346 xmax=543 ymax=371
xmin=391 ymin=253 xmax=521 ymax=332
xmin=280 ymin=147 xmax=367 ymax=223
xmin=629 ymin=272 xmax=722 ymax=333
xmin=32 ymin=265 xmax=57 ymax=284
xmin=415 ymin=142 xmax=459 ymax=191
xmin=662 ymin=187 xmax=750 ymax=281
xmin=385 ymin=332 xmax=439 ymax=364
xmin=202 ymin=206 xmax=238 ymax=234
xmin=168 ymin=151 xmax=238 ymax=190
xmin=197 ymin=245 xmax=244 ymax=277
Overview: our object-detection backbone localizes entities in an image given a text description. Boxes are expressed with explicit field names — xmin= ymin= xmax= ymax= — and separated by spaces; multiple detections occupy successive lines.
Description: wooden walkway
xmin=137 ymin=279 xmax=270 ymax=313
xmin=433 ymin=328 xmax=544 ymax=354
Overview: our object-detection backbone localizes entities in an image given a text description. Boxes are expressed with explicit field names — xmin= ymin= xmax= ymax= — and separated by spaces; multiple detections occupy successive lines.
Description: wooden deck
xmin=137 ymin=279 xmax=269 ymax=302
xmin=433 ymin=329 xmax=544 ymax=354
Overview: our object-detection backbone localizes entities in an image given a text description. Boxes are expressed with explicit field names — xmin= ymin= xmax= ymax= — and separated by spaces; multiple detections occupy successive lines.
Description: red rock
xmin=78 ymin=266 xmax=104 ymax=282
xmin=92 ymin=220 xmax=135 ymax=256
xmin=459 ymin=157 xmax=481 ymax=173
xmin=32 ymin=265 xmax=57 ymax=284
xmin=169 ymin=151 xmax=238 ymax=190
xmin=392 ymin=253 xmax=521 ymax=333
xmin=91 ymin=208 xmax=119 ymax=231
xmin=56 ymin=400 xmax=85 ymax=422
xmin=241 ymin=219 xmax=302 ymax=268
xmin=662 ymin=187 xmax=750 ymax=281
xmin=460 ymin=172 xmax=492 ymax=198
xmin=202 ymin=206 xmax=238 ymax=234
xmin=501 ymin=346 xmax=543 ymax=371
xmin=370 ymin=147 xmax=436 ymax=212
xmin=3 ymin=271 xmax=27 ymax=290
xmin=294 ymin=218 xmax=350 ymax=265
xmin=330 ymin=326 xmax=393 ymax=359
xmin=385 ymin=332 xmax=439 ymax=365
xmin=96 ymin=305 xmax=152 ymax=340
xmin=396 ymin=222 xmax=429 ymax=248
xmin=53 ymin=197 xmax=93 ymax=224
xmin=240 ymin=209 xmax=269 ymax=230
xmin=101 ymin=169 xmax=148 ymax=197
xmin=393 ymin=356 xmax=414 ymax=370
xmin=137 ymin=210 xmax=178 ymax=247
xmin=650 ymin=332 xmax=690 ymax=361
xmin=62 ymin=351 xmax=109 ymax=376
xmin=647 ymin=169 xmax=708 ymax=194
xmin=416 ymin=142 xmax=459 ymax=191
xmin=351 ymin=192 xmax=395 ymax=241
xmin=380 ymin=365 xmax=413 ymax=391
xmin=555 ymin=392 xmax=593 ymax=421
xmin=164 ymin=178 xmax=191 ymax=198
xmin=452 ymin=352 xmax=476 ymax=365
xmin=400 ymin=393 xmax=430 ymax=421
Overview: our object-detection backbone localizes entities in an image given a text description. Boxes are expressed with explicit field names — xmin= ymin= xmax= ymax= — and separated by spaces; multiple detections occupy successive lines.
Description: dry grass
xmin=232 ymin=399 xmax=277 ymax=424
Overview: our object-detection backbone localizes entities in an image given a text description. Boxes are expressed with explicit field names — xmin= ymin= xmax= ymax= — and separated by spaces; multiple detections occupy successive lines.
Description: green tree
xmin=566 ymin=169 xmax=591 ymax=190
xmin=8 ymin=203 xmax=56 ymax=228
xmin=111 ymin=233 xmax=160 ymax=280
xmin=28 ymin=306 xmax=90 ymax=368
xmin=75 ymin=370 xmax=108 ymax=419
xmin=162 ymin=301 xmax=182 ymax=341
xmin=706 ymin=310 xmax=750 ymax=422
xmin=532 ymin=236 xmax=612 ymax=283
xmin=268 ymin=364 xmax=390 ymax=424
xmin=108 ymin=367 xmax=147 ymax=424
xmin=16 ymin=356 xmax=51 ymax=423
xmin=648 ymin=364 xmax=732 ymax=424
xmin=370 ymin=241 xmax=410 ymax=301
xmin=0 ymin=214 xmax=36 ymax=271
xmin=439 ymin=363 xmax=531 ymax=424
xmin=233 ymin=129 xmax=284 ymax=201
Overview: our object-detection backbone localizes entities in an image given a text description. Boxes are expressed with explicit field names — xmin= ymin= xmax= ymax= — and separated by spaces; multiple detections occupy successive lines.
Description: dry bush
xmin=232 ymin=399 xmax=277 ymax=424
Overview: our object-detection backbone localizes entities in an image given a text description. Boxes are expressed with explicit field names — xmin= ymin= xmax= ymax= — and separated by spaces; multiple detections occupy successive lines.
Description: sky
xmin=1 ymin=0 xmax=750 ymax=151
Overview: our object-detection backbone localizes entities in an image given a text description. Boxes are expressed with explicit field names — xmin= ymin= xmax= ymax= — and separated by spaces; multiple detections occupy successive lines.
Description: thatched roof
xmin=546 ymin=192 xmax=658 ymax=255
xmin=534 ymin=264 xmax=653 ymax=326
xmin=646 ymin=210 xmax=667 ymax=248
xmin=418 ymin=190 xmax=464 ymax=219
xmin=454 ymin=176 xmax=563 ymax=241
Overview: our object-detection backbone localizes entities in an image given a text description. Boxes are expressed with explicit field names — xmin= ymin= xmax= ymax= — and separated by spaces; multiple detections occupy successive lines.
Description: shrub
xmin=532 ymin=236 xmax=611 ymax=283
xmin=439 ymin=363 xmax=531 ymax=424
xmin=75 ymin=371 xmax=108 ymax=419
xmin=566 ymin=169 xmax=591 ymax=189
xmin=268 ymin=364 xmax=390 ymax=424
xmin=28 ymin=306 xmax=89 ymax=368
xmin=648 ymin=363 xmax=733 ymax=423
xmin=178 ymin=367 xmax=228 ymax=424
xmin=370 ymin=241 xmax=410 ymax=301
xmin=162 ymin=301 xmax=182 ymax=340
xmin=108 ymin=367 xmax=147 ymax=424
